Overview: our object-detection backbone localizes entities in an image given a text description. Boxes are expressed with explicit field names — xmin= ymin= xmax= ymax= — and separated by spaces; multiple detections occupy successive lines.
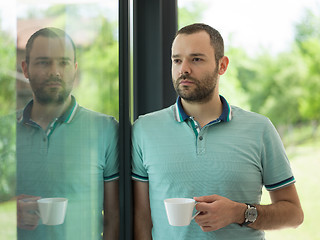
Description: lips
xmin=46 ymin=81 xmax=62 ymax=87
xmin=42 ymin=80 xmax=63 ymax=90
xmin=178 ymin=76 xmax=197 ymax=86
xmin=179 ymin=79 xmax=194 ymax=85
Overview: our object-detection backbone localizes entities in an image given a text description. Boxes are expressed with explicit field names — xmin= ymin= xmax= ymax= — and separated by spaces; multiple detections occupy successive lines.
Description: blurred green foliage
xmin=0 ymin=28 xmax=16 ymax=201
xmin=178 ymin=0 xmax=208 ymax=29
xmin=40 ymin=4 xmax=120 ymax=119
xmin=225 ymin=7 xmax=320 ymax=129
xmin=74 ymin=18 xmax=119 ymax=119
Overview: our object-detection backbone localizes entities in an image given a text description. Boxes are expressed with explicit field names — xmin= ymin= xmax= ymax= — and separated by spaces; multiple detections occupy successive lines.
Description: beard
xmin=173 ymin=68 xmax=219 ymax=103
xmin=29 ymin=75 xmax=75 ymax=105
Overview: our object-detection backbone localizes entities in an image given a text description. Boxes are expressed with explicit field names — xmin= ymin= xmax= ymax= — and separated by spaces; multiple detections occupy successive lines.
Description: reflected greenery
xmin=0 ymin=29 xmax=16 ymax=201
xmin=75 ymin=18 xmax=119 ymax=119
xmin=18 ymin=3 xmax=119 ymax=118
xmin=0 ymin=3 xmax=119 ymax=203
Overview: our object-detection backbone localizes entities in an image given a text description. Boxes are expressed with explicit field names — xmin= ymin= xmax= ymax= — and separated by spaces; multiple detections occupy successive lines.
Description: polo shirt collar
xmin=173 ymin=95 xmax=232 ymax=123
xmin=19 ymin=95 xmax=79 ymax=125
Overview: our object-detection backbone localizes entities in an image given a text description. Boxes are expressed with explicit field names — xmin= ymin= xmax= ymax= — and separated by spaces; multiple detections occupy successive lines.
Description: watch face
xmin=247 ymin=208 xmax=258 ymax=222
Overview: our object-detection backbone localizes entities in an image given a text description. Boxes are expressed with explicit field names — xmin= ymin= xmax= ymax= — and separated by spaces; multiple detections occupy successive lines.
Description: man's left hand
xmin=193 ymin=195 xmax=246 ymax=232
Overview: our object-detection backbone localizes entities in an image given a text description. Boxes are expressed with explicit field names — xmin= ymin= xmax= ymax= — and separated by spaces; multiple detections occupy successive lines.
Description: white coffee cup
xmin=164 ymin=198 xmax=200 ymax=226
xmin=37 ymin=198 xmax=68 ymax=225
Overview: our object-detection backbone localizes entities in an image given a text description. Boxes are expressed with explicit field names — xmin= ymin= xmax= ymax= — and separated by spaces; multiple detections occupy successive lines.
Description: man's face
xmin=171 ymin=31 xmax=220 ymax=103
xmin=22 ymin=36 xmax=77 ymax=105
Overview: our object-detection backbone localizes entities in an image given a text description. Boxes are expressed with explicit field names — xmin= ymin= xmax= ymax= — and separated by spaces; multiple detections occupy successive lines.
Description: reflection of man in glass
xmin=16 ymin=27 xmax=119 ymax=240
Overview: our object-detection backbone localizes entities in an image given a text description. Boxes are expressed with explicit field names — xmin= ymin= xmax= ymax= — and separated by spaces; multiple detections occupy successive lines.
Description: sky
xmin=198 ymin=0 xmax=320 ymax=55
xmin=0 ymin=0 xmax=118 ymax=38
xmin=1 ymin=0 xmax=319 ymax=55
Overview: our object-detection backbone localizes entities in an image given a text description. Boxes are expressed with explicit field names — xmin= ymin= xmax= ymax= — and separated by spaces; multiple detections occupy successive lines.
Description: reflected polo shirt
xmin=132 ymin=95 xmax=295 ymax=240
xmin=17 ymin=96 xmax=119 ymax=240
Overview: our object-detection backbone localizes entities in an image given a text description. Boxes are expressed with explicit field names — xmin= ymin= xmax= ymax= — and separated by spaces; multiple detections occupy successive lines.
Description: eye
xmin=172 ymin=59 xmax=181 ymax=64
xmin=60 ymin=60 xmax=71 ymax=66
xmin=37 ymin=60 xmax=50 ymax=66
xmin=193 ymin=57 xmax=202 ymax=62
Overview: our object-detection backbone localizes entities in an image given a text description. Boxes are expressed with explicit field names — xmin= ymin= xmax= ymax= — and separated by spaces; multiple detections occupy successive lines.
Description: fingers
xmin=195 ymin=215 xmax=220 ymax=232
xmin=200 ymin=225 xmax=216 ymax=232
xmin=194 ymin=194 xmax=220 ymax=203
xmin=192 ymin=195 xmax=236 ymax=232
xmin=19 ymin=200 xmax=39 ymax=211
xmin=195 ymin=213 xmax=223 ymax=232
xmin=16 ymin=194 xmax=41 ymax=201
xmin=17 ymin=210 xmax=40 ymax=230
xmin=17 ymin=195 xmax=41 ymax=230
xmin=19 ymin=210 xmax=39 ymax=223
xmin=195 ymin=201 xmax=217 ymax=213
xmin=194 ymin=210 xmax=214 ymax=224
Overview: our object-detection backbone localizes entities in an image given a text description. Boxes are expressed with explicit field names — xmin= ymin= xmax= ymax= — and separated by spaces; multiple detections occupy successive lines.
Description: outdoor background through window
xmin=178 ymin=0 xmax=320 ymax=239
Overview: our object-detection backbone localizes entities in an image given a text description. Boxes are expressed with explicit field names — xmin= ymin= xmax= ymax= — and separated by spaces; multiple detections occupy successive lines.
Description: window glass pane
xmin=1 ymin=0 xmax=119 ymax=239
xmin=17 ymin=1 xmax=119 ymax=117
xmin=0 ymin=2 xmax=17 ymax=239
xmin=178 ymin=1 xmax=319 ymax=239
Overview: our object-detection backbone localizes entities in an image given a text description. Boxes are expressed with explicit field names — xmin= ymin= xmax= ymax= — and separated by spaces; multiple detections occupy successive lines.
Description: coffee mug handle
xmin=191 ymin=202 xmax=200 ymax=220
xmin=35 ymin=210 xmax=41 ymax=218
xmin=191 ymin=210 xmax=200 ymax=220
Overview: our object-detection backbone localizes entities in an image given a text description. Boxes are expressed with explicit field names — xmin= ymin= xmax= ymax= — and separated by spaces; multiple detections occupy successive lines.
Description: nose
xmin=49 ymin=61 xmax=61 ymax=78
xmin=179 ymin=60 xmax=191 ymax=76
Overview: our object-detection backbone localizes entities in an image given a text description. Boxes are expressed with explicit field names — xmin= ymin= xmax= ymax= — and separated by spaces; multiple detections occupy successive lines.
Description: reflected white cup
xmin=37 ymin=198 xmax=68 ymax=225
xmin=164 ymin=198 xmax=200 ymax=226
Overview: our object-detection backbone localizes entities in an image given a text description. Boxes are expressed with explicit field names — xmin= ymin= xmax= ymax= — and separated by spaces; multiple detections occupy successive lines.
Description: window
xmin=178 ymin=0 xmax=320 ymax=239
xmin=1 ymin=0 xmax=120 ymax=239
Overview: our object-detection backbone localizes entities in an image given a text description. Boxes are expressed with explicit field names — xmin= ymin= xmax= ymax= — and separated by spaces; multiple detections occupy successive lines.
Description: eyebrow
xmin=172 ymin=53 xmax=207 ymax=58
xmin=34 ymin=57 xmax=72 ymax=61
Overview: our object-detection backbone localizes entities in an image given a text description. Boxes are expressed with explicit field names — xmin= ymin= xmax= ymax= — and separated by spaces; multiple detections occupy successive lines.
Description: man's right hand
xmin=17 ymin=195 xmax=41 ymax=230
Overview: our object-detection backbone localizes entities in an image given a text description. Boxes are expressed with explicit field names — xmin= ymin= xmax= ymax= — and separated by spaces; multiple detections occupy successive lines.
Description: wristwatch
xmin=241 ymin=203 xmax=258 ymax=226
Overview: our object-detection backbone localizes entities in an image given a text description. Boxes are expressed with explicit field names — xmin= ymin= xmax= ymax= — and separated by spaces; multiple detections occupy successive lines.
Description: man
xmin=132 ymin=23 xmax=304 ymax=239
xmin=16 ymin=27 xmax=119 ymax=240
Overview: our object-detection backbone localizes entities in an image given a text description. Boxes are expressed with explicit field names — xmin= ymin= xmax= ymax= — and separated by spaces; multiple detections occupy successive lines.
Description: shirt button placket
xmin=197 ymin=133 xmax=205 ymax=154
xmin=41 ymin=132 xmax=49 ymax=155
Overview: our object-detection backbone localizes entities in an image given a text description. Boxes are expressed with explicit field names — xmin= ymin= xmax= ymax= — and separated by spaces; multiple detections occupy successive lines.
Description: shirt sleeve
xmin=131 ymin=119 xmax=149 ymax=182
xmin=103 ymin=117 xmax=119 ymax=182
xmin=261 ymin=119 xmax=296 ymax=191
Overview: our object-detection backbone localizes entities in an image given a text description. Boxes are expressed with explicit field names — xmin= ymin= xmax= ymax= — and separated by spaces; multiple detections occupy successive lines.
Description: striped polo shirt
xmin=132 ymin=95 xmax=295 ymax=240
xmin=17 ymin=96 xmax=119 ymax=240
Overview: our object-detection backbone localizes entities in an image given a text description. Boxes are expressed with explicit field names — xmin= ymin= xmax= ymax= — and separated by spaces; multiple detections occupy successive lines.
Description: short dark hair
xmin=176 ymin=23 xmax=224 ymax=64
xmin=25 ymin=27 xmax=77 ymax=64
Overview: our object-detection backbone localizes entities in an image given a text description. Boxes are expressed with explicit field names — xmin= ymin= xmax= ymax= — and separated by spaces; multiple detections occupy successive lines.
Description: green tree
xmin=232 ymin=46 xmax=307 ymax=126
xmin=221 ymin=46 xmax=250 ymax=109
xmin=298 ymin=38 xmax=320 ymax=123
xmin=74 ymin=18 xmax=119 ymax=119
xmin=37 ymin=4 xmax=120 ymax=118
xmin=0 ymin=31 xmax=15 ymax=115
xmin=0 ymin=114 xmax=16 ymax=202
xmin=295 ymin=8 xmax=320 ymax=50
xmin=0 ymin=29 xmax=16 ymax=201
xmin=295 ymin=8 xmax=320 ymax=123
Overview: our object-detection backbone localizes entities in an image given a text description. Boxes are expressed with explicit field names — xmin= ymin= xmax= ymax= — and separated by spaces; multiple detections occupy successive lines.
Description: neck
xmin=181 ymin=93 xmax=222 ymax=128
xmin=31 ymin=95 xmax=72 ymax=130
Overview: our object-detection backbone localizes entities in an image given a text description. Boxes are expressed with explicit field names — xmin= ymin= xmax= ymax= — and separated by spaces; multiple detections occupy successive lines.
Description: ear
xmin=218 ymin=56 xmax=229 ymax=75
xmin=21 ymin=61 xmax=29 ymax=79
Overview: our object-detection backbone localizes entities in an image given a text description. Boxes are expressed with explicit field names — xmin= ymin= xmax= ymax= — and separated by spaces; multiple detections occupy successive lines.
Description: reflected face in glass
xmin=171 ymin=31 xmax=219 ymax=103
xmin=22 ymin=36 xmax=78 ymax=105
